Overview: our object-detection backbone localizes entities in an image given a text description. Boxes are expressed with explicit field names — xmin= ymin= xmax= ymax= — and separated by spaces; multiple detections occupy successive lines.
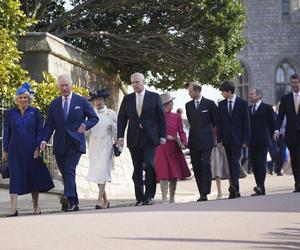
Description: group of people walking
xmin=2 ymin=72 xmax=300 ymax=216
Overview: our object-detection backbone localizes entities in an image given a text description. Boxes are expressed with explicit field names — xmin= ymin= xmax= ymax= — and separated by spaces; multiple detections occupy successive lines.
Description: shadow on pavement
xmin=105 ymin=225 xmax=300 ymax=250
xmin=255 ymin=223 xmax=300 ymax=249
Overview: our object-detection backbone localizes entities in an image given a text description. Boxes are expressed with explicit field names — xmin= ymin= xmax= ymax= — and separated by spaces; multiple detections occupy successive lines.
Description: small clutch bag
xmin=113 ymin=144 xmax=122 ymax=157
xmin=0 ymin=161 xmax=9 ymax=179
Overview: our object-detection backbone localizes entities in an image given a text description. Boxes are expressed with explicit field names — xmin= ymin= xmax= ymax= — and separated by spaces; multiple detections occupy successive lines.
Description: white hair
xmin=13 ymin=91 xmax=34 ymax=105
xmin=131 ymin=72 xmax=145 ymax=82
xmin=57 ymin=74 xmax=73 ymax=86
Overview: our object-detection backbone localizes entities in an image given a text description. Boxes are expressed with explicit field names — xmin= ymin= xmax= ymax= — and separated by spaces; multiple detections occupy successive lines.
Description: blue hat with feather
xmin=16 ymin=82 xmax=35 ymax=95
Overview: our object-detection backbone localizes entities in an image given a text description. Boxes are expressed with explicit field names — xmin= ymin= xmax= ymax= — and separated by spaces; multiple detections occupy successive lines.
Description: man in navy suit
xmin=185 ymin=81 xmax=218 ymax=202
xmin=117 ymin=73 xmax=166 ymax=206
xmin=274 ymin=73 xmax=300 ymax=192
xmin=40 ymin=74 xmax=99 ymax=211
xmin=217 ymin=80 xmax=250 ymax=199
xmin=248 ymin=88 xmax=275 ymax=196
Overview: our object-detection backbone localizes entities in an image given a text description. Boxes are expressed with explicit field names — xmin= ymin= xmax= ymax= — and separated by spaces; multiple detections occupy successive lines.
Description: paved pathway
xmin=0 ymin=174 xmax=300 ymax=249
xmin=0 ymin=173 xmax=296 ymax=217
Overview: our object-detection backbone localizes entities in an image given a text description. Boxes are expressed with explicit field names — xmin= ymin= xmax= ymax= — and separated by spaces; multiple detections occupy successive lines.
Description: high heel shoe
xmin=7 ymin=211 xmax=18 ymax=217
xmin=105 ymin=202 xmax=110 ymax=209
xmin=95 ymin=205 xmax=102 ymax=210
xmin=33 ymin=207 xmax=41 ymax=215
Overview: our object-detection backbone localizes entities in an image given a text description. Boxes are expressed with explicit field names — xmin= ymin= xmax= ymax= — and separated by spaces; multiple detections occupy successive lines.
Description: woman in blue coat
xmin=3 ymin=83 xmax=54 ymax=216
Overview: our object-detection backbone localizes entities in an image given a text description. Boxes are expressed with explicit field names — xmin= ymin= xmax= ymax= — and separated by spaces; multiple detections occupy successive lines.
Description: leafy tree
xmin=0 ymin=0 xmax=33 ymax=101
xmin=0 ymin=1 xmax=88 ymax=115
xmin=20 ymin=0 xmax=246 ymax=90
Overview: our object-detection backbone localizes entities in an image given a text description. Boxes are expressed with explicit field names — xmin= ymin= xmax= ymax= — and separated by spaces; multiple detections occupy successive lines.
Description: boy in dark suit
xmin=217 ymin=80 xmax=250 ymax=199
xmin=248 ymin=88 xmax=275 ymax=196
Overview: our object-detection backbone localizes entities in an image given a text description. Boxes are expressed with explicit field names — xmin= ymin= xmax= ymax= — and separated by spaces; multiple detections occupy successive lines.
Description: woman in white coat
xmin=87 ymin=89 xmax=117 ymax=209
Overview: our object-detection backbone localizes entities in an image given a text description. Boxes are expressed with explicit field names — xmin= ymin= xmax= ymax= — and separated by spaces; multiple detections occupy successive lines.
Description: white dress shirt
xmin=194 ymin=96 xmax=202 ymax=109
xmin=227 ymin=94 xmax=236 ymax=109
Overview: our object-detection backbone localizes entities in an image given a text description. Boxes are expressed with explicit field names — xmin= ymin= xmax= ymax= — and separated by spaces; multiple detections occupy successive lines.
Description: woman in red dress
xmin=155 ymin=92 xmax=191 ymax=203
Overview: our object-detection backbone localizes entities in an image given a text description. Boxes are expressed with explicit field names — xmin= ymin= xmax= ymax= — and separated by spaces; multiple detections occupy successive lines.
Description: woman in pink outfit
xmin=155 ymin=92 xmax=191 ymax=203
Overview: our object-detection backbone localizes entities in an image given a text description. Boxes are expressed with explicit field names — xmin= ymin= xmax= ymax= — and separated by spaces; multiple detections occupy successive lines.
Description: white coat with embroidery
xmin=87 ymin=106 xmax=117 ymax=184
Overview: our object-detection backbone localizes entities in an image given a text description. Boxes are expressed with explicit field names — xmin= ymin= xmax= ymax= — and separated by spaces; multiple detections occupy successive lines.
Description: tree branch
xmin=46 ymin=0 xmax=97 ymax=32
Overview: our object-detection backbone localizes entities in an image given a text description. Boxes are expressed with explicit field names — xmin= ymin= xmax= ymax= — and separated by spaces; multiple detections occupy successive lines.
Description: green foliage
xmin=0 ymin=1 xmax=88 ymax=114
xmin=0 ymin=0 xmax=34 ymax=100
xmin=21 ymin=0 xmax=246 ymax=90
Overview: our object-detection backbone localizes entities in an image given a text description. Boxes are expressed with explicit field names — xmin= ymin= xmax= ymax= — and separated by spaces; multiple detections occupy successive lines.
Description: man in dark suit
xmin=117 ymin=72 xmax=166 ymax=206
xmin=185 ymin=81 xmax=218 ymax=201
xmin=248 ymin=88 xmax=275 ymax=196
xmin=274 ymin=73 xmax=300 ymax=192
xmin=217 ymin=80 xmax=250 ymax=199
xmin=40 ymin=74 xmax=99 ymax=211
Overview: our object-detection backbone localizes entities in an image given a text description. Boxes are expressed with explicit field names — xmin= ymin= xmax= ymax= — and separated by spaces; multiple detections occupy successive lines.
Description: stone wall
xmin=76 ymin=148 xmax=134 ymax=199
xmin=239 ymin=0 xmax=300 ymax=104
xmin=0 ymin=32 xmax=135 ymax=200
xmin=18 ymin=32 xmax=122 ymax=111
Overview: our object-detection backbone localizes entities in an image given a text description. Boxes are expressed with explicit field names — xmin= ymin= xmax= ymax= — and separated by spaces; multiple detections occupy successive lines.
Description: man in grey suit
xmin=185 ymin=81 xmax=218 ymax=201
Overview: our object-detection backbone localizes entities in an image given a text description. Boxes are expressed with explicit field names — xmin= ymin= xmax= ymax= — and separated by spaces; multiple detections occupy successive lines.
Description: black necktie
xmin=196 ymin=100 xmax=200 ymax=110
xmin=228 ymin=100 xmax=233 ymax=116
xmin=252 ymin=104 xmax=256 ymax=115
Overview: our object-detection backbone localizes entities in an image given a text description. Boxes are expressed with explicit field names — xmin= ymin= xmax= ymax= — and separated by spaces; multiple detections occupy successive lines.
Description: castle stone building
xmin=235 ymin=0 xmax=300 ymax=104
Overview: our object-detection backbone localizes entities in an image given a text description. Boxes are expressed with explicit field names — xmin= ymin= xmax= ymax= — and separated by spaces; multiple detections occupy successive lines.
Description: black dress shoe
xmin=236 ymin=192 xmax=241 ymax=198
xmin=61 ymin=205 xmax=69 ymax=212
xmin=68 ymin=205 xmax=79 ymax=212
xmin=251 ymin=192 xmax=263 ymax=196
xmin=228 ymin=186 xmax=237 ymax=199
xmin=95 ymin=205 xmax=102 ymax=209
xmin=252 ymin=186 xmax=263 ymax=196
xmin=293 ymin=189 xmax=300 ymax=193
xmin=228 ymin=193 xmax=236 ymax=199
xmin=294 ymin=183 xmax=300 ymax=193
xmin=60 ymin=196 xmax=69 ymax=211
xmin=197 ymin=195 xmax=208 ymax=202
xmin=142 ymin=198 xmax=153 ymax=205
xmin=135 ymin=201 xmax=143 ymax=206
xmin=60 ymin=196 xmax=69 ymax=206
xmin=7 ymin=211 xmax=18 ymax=217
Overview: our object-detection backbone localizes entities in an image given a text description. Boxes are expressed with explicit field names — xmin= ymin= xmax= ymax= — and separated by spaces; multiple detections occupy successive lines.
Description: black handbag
xmin=0 ymin=161 xmax=9 ymax=179
xmin=113 ymin=144 xmax=121 ymax=157
xmin=175 ymin=136 xmax=185 ymax=150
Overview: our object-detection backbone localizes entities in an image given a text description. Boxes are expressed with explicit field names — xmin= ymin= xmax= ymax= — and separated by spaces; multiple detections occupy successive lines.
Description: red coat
xmin=155 ymin=112 xmax=191 ymax=181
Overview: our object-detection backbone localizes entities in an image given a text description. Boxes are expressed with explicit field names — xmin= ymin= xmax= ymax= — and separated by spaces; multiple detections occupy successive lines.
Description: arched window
xmin=282 ymin=0 xmax=290 ymax=17
xmin=275 ymin=62 xmax=295 ymax=101
xmin=236 ymin=63 xmax=249 ymax=100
